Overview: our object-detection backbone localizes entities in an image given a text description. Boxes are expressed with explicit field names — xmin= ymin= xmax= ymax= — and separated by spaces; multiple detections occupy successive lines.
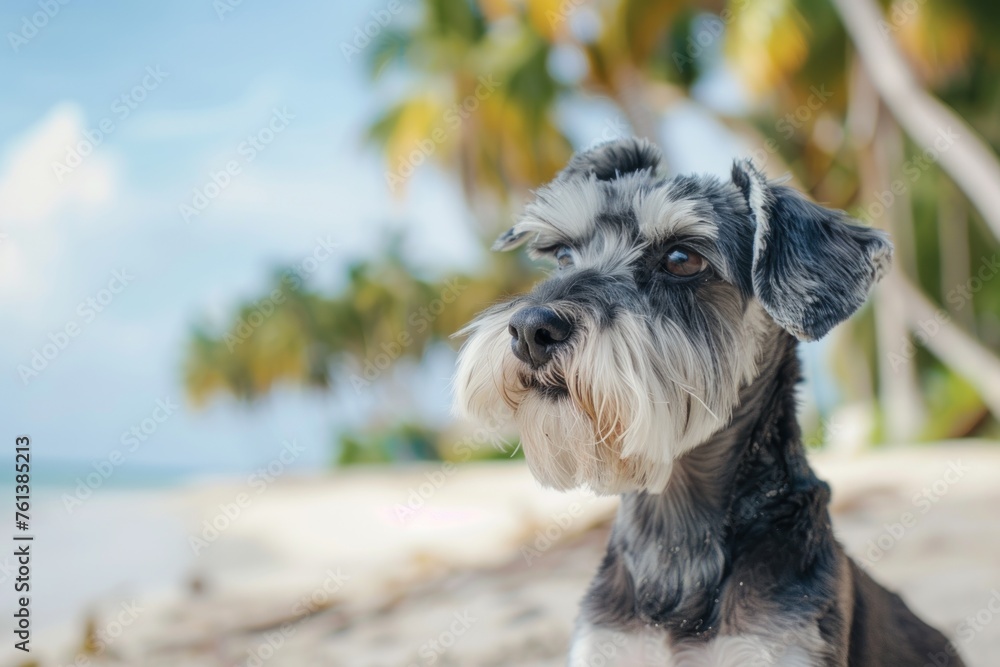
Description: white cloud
xmin=0 ymin=103 xmax=121 ymax=307
xmin=0 ymin=102 xmax=118 ymax=224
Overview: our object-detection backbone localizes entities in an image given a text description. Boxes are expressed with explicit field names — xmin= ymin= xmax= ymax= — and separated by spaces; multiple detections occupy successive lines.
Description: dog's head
xmin=454 ymin=138 xmax=891 ymax=494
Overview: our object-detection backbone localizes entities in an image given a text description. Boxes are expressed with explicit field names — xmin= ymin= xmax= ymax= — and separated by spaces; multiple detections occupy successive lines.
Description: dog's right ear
xmin=492 ymin=137 xmax=661 ymax=252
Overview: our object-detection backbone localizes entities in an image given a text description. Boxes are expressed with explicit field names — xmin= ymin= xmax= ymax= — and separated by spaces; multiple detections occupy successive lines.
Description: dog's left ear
xmin=492 ymin=138 xmax=662 ymax=252
xmin=557 ymin=137 xmax=662 ymax=182
xmin=732 ymin=159 xmax=893 ymax=341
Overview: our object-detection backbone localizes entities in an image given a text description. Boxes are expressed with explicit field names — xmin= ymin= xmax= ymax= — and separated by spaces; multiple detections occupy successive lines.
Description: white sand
xmin=6 ymin=443 xmax=999 ymax=666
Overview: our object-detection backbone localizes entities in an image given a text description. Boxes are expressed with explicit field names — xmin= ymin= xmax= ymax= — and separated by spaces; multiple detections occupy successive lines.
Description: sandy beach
xmin=6 ymin=442 xmax=1000 ymax=667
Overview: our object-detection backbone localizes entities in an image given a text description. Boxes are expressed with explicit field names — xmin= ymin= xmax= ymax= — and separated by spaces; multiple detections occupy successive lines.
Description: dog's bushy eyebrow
xmin=634 ymin=190 xmax=717 ymax=241
xmin=509 ymin=175 xmax=606 ymax=250
xmin=623 ymin=177 xmax=753 ymax=286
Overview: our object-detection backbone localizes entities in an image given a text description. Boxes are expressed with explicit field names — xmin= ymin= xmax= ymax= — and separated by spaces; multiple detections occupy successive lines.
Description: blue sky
xmin=1 ymin=0 xmax=768 ymax=485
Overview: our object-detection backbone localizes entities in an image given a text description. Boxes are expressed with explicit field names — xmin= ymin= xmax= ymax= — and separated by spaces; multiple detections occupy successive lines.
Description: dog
xmin=453 ymin=138 xmax=965 ymax=666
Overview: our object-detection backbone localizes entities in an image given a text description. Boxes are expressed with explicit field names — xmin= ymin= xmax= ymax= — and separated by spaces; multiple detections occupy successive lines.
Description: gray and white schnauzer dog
xmin=454 ymin=138 xmax=965 ymax=666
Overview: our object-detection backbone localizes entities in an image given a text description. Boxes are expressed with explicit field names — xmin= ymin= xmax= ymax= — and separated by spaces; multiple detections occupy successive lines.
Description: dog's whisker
xmin=674 ymin=383 xmax=719 ymax=422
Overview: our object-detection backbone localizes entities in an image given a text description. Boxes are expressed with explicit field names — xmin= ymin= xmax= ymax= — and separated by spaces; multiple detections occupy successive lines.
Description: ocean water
xmin=0 ymin=484 xmax=196 ymax=637
xmin=0 ymin=457 xmax=206 ymax=491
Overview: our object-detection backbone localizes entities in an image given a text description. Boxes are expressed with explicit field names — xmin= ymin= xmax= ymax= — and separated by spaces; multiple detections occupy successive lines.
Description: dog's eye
xmin=663 ymin=247 xmax=707 ymax=276
xmin=554 ymin=245 xmax=574 ymax=268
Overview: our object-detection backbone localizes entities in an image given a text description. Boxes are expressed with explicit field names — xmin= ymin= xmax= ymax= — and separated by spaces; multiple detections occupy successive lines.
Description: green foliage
xmin=920 ymin=367 xmax=989 ymax=441
xmin=336 ymin=423 xmax=441 ymax=465
xmin=183 ymin=246 xmax=513 ymax=407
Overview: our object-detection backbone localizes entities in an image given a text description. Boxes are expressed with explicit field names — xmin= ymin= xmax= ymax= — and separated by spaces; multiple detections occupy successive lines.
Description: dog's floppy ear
xmin=492 ymin=138 xmax=661 ymax=252
xmin=732 ymin=159 xmax=892 ymax=341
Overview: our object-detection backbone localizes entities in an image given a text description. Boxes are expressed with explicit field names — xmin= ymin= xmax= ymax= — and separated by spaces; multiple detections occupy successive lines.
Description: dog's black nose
xmin=508 ymin=307 xmax=572 ymax=367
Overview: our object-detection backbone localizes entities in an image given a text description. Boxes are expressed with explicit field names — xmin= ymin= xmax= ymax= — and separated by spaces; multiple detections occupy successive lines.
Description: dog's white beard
xmin=454 ymin=305 xmax=762 ymax=495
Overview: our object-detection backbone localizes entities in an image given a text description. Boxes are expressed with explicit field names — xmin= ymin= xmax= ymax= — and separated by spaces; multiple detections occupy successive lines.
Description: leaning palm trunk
xmin=869 ymin=104 xmax=926 ymax=441
xmin=892 ymin=273 xmax=1000 ymax=419
xmin=830 ymin=0 xmax=1000 ymax=243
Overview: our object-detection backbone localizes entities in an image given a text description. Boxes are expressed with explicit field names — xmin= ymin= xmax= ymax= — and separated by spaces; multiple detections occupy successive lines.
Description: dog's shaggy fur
xmin=454 ymin=138 xmax=964 ymax=666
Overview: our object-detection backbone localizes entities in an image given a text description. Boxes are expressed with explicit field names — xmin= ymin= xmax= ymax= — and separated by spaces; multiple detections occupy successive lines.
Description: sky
xmin=0 ymin=0 xmax=759 ymax=486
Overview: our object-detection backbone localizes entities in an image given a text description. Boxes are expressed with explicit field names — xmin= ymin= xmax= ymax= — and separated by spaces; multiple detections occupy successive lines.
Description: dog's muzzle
xmin=508 ymin=306 xmax=572 ymax=367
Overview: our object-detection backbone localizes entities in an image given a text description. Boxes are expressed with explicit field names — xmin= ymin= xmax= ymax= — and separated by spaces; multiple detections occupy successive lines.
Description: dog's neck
xmin=676 ymin=329 xmax=811 ymax=517
xmin=586 ymin=331 xmax=836 ymax=638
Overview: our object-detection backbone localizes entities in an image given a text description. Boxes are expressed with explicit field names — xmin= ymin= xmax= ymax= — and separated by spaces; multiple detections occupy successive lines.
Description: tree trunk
xmin=830 ymin=0 xmax=1000 ymax=243
xmin=869 ymin=104 xmax=926 ymax=441
xmin=938 ymin=182 xmax=973 ymax=329
xmin=893 ymin=273 xmax=1000 ymax=418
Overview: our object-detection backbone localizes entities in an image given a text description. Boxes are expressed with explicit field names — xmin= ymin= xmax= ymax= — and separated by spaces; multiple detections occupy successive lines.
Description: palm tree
xmin=365 ymin=0 xmax=574 ymax=233
xmin=182 ymin=0 xmax=1000 ymax=460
